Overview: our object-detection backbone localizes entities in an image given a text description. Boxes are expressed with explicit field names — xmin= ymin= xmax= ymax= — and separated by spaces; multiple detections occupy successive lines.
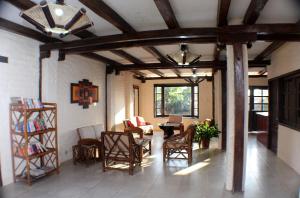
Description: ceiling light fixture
xmin=20 ymin=0 xmax=93 ymax=38
xmin=167 ymin=44 xmax=201 ymax=66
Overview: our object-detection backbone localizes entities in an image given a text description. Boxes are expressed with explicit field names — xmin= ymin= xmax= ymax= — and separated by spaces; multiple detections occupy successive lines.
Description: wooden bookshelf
xmin=9 ymin=102 xmax=59 ymax=185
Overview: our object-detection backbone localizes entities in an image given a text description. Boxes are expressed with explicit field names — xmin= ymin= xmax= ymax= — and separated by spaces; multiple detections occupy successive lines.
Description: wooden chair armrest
xmin=124 ymin=127 xmax=143 ymax=138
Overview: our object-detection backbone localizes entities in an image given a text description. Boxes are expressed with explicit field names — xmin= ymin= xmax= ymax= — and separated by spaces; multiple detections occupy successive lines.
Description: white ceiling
xmin=1 ymin=0 xmax=298 ymax=76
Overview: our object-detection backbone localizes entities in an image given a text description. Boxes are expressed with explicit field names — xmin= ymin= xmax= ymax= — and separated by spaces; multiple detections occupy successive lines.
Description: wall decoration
xmin=71 ymin=79 xmax=98 ymax=109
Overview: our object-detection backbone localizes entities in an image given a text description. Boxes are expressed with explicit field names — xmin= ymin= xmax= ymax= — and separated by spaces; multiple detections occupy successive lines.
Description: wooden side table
xmin=72 ymin=139 xmax=102 ymax=167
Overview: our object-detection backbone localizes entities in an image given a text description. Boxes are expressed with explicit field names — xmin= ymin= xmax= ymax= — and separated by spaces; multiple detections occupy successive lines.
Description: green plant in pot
xmin=194 ymin=120 xmax=220 ymax=149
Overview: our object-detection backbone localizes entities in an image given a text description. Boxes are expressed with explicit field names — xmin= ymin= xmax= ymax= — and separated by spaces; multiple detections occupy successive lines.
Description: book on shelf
xmin=10 ymin=97 xmax=44 ymax=109
xmin=15 ymin=141 xmax=48 ymax=157
xmin=14 ymin=118 xmax=48 ymax=133
xmin=21 ymin=166 xmax=54 ymax=178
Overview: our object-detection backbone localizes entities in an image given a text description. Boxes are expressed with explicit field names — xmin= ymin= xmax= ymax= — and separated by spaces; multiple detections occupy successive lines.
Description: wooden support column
xmin=232 ymin=43 xmax=245 ymax=192
xmin=221 ymin=69 xmax=227 ymax=150
xmin=225 ymin=43 xmax=248 ymax=192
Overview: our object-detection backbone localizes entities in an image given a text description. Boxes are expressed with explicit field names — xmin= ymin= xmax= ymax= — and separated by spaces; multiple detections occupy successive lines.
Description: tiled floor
xmin=1 ymin=132 xmax=300 ymax=198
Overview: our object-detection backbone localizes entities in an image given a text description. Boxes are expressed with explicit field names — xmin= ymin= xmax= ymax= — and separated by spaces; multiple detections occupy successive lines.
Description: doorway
xmin=248 ymin=86 xmax=269 ymax=131
xmin=268 ymin=80 xmax=279 ymax=154
xmin=133 ymin=85 xmax=139 ymax=116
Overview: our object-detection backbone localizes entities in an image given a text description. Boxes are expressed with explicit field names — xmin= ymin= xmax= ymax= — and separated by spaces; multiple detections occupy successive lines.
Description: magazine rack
xmin=9 ymin=102 xmax=59 ymax=185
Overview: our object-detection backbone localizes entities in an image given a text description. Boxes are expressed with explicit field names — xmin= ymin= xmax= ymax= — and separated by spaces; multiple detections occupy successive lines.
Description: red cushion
xmin=136 ymin=116 xmax=146 ymax=126
xmin=127 ymin=120 xmax=135 ymax=128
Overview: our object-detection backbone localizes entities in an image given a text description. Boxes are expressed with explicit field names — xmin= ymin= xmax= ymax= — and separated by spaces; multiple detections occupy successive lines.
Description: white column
xmin=225 ymin=44 xmax=249 ymax=191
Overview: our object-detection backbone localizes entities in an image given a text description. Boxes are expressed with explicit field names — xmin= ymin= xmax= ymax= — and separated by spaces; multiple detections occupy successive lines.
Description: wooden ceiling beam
xmin=217 ymin=0 xmax=231 ymax=27
xmin=255 ymin=21 xmax=300 ymax=60
xmin=41 ymin=24 xmax=300 ymax=52
xmin=215 ymin=0 xmax=231 ymax=62
xmin=254 ymin=41 xmax=285 ymax=60
xmin=116 ymin=60 xmax=269 ymax=71
xmin=110 ymin=50 xmax=144 ymax=64
xmin=173 ymin=69 xmax=182 ymax=77
xmin=149 ymin=69 xmax=164 ymax=77
xmin=4 ymin=0 xmax=35 ymax=10
xmin=153 ymin=0 xmax=179 ymax=29
xmin=79 ymin=0 xmax=135 ymax=33
xmin=0 ymin=17 xmax=57 ymax=43
xmin=243 ymin=0 xmax=269 ymax=25
xmin=79 ymin=0 xmax=169 ymax=64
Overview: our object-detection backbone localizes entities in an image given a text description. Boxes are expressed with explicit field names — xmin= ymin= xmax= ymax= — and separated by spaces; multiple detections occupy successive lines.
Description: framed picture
xmin=70 ymin=79 xmax=99 ymax=108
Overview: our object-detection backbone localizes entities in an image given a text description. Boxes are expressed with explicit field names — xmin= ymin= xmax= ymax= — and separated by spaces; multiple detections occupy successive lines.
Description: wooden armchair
xmin=123 ymin=119 xmax=143 ymax=138
xmin=167 ymin=115 xmax=184 ymax=135
xmin=101 ymin=131 xmax=142 ymax=175
xmin=163 ymin=124 xmax=195 ymax=164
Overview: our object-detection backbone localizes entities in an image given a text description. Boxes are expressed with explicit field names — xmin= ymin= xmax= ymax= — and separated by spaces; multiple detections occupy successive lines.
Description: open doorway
xmin=133 ymin=85 xmax=139 ymax=116
xmin=248 ymin=86 xmax=269 ymax=147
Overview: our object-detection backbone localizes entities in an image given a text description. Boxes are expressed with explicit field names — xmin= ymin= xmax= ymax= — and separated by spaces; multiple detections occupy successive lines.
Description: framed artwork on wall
xmin=71 ymin=79 xmax=98 ymax=109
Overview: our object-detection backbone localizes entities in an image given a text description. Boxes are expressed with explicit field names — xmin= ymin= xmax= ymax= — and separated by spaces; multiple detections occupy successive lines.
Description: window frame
xmin=279 ymin=72 xmax=300 ymax=131
xmin=248 ymin=86 xmax=269 ymax=112
xmin=154 ymin=83 xmax=199 ymax=118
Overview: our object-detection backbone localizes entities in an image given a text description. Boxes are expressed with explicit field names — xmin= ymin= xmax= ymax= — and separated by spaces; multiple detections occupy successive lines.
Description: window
xmin=154 ymin=84 xmax=199 ymax=117
xmin=248 ymin=87 xmax=269 ymax=112
xmin=279 ymin=73 xmax=300 ymax=129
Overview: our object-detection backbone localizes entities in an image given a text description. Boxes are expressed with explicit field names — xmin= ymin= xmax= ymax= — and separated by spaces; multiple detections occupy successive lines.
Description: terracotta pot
xmin=201 ymin=138 xmax=210 ymax=149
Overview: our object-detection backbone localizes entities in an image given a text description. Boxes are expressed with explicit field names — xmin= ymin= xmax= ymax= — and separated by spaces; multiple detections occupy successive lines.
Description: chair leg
xmin=149 ymin=141 xmax=152 ymax=155
xmin=163 ymin=147 xmax=166 ymax=161
xmin=188 ymin=148 xmax=192 ymax=165
xmin=129 ymin=162 xmax=134 ymax=175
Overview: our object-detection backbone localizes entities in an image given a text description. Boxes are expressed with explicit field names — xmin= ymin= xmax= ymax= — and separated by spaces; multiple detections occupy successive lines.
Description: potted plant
xmin=194 ymin=120 xmax=220 ymax=149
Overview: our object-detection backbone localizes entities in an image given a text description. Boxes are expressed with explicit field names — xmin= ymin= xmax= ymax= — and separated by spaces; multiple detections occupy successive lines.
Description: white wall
xmin=268 ymin=42 xmax=300 ymax=175
xmin=0 ymin=29 xmax=106 ymax=185
xmin=0 ymin=30 xmax=40 ymax=185
xmin=43 ymin=52 xmax=106 ymax=162
xmin=107 ymin=72 xmax=140 ymax=131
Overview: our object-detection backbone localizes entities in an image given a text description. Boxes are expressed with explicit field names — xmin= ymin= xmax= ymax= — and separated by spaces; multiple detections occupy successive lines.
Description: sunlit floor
xmin=1 ymin=132 xmax=300 ymax=198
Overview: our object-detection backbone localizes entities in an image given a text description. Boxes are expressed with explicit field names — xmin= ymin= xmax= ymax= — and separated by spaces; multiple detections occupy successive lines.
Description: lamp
xmin=167 ymin=44 xmax=201 ymax=66
xmin=20 ymin=0 xmax=93 ymax=38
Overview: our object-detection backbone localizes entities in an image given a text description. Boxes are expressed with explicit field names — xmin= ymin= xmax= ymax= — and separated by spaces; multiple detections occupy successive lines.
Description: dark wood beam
xmin=217 ymin=0 xmax=231 ymax=26
xmin=79 ymin=0 xmax=135 ymax=33
xmin=79 ymin=0 xmax=168 ymax=67
xmin=41 ymin=24 xmax=300 ymax=53
xmin=116 ymin=60 xmax=269 ymax=71
xmin=135 ymin=76 xmax=213 ymax=81
xmin=149 ymin=69 xmax=164 ymax=77
xmin=254 ymin=41 xmax=285 ymax=60
xmin=110 ymin=50 xmax=144 ymax=64
xmin=4 ymin=0 xmax=35 ymax=10
xmin=233 ymin=43 xmax=245 ymax=192
xmin=131 ymin=70 xmax=147 ymax=77
xmin=0 ymin=17 xmax=56 ymax=43
xmin=153 ymin=0 xmax=179 ymax=29
xmin=243 ymin=0 xmax=269 ymax=25
xmin=80 ymin=53 xmax=122 ymax=66
xmin=173 ymin=69 xmax=181 ymax=77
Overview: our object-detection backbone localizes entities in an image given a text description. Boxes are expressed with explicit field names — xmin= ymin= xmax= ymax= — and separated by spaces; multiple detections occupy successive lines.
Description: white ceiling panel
xmin=228 ymin=0 xmax=252 ymax=24
xmin=102 ymin=0 xmax=168 ymax=31
xmin=95 ymin=51 xmax=132 ymax=64
xmin=171 ymin=0 xmax=218 ymax=27
xmin=248 ymin=41 xmax=272 ymax=60
xmin=122 ymin=47 xmax=160 ymax=63
xmin=139 ymin=70 xmax=160 ymax=77
xmin=256 ymin=0 xmax=300 ymax=24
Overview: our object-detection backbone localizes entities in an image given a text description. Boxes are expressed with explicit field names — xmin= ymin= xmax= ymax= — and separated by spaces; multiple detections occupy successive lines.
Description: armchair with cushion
xmin=123 ymin=116 xmax=153 ymax=136
xmin=163 ymin=124 xmax=195 ymax=164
